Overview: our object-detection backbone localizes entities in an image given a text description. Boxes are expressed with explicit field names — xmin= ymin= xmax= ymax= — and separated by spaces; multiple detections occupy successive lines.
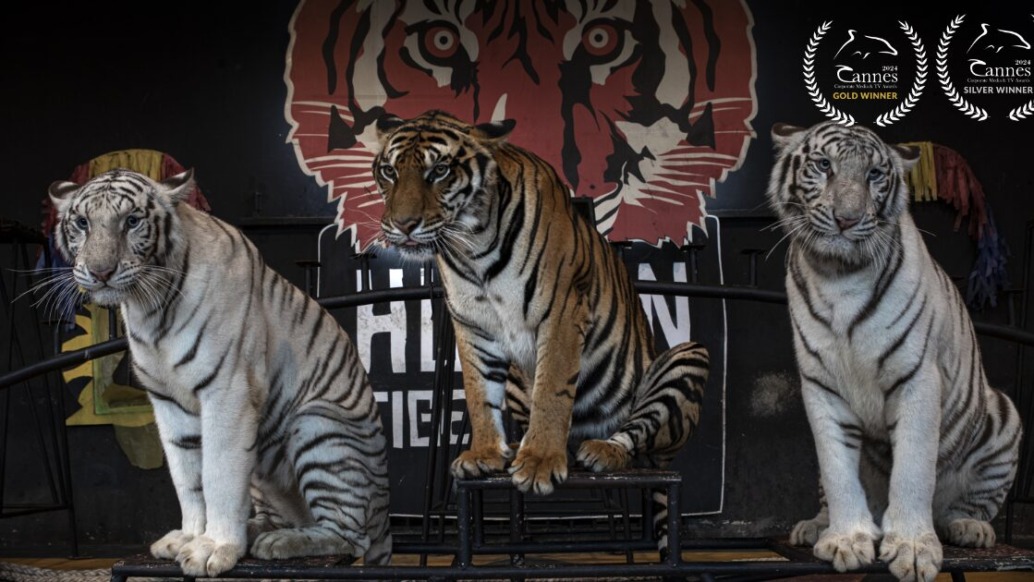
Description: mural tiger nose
xmin=372 ymin=109 xmax=709 ymax=557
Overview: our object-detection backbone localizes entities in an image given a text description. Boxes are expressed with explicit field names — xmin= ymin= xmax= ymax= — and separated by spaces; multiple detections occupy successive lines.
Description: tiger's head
xmin=767 ymin=121 xmax=919 ymax=266
xmin=47 ymin=169 xmax=193 ymax=307
xmin=373 ymin=110 xmax=515 ymax=260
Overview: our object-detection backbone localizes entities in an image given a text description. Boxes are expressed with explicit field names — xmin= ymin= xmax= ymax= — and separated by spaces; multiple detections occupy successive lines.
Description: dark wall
xmin=2 ymin=1 xmax=1031 ymax=555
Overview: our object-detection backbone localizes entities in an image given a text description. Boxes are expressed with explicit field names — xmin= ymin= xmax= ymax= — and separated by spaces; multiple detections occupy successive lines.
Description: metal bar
xmin=7 ymin=281 xmax=1034 ymax=391
xmin=456 ymin=479 xmax=472 ymax=569
xmin=667 ymin=479 xmax=681 ymax=567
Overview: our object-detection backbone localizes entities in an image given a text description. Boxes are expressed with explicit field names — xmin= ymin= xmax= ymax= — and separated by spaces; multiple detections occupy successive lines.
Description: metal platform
xmin=109 ymin=470 xmax=1034 ymax=581
xmin=107 ymin=537 xmax=1034 ymax=581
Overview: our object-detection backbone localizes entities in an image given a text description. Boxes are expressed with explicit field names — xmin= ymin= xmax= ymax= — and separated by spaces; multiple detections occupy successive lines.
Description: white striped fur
xmin=48 ymin=169 xmax=391 ymax=577
xmin=767 ymin=121 xmax=1022 ymax=582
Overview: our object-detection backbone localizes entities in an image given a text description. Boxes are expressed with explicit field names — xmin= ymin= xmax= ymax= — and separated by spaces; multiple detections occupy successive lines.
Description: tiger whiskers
xmin=130 ymin=264 xmax=192 ymax=312
xmin=862 ymin=226 xmax=896 ymax=269
xmin=363 ymin=231 xmax=390 ymax=253
xmin=18 ymin=267 xmax=72 ymax=302
xmin=353 ymin=206 xmax=390 ymax=240
xmin=131 ymin=270 xmax=174 ymax=314
xmin=796 ymin=228 xmax=824 ymax=260
xmin=21 ymin=268 xmax=85 ymax=322
xmin=438 ymin=223 xmax=478 ymax=254
xmin=766 ymin=214 xmax=810 ymax=261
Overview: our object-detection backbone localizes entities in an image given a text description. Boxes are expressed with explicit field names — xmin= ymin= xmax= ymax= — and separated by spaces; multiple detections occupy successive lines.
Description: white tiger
xmin=766 ymin=121 xmax=1023 ymax=582
xmin=47 ymin=169 xmax=392 ymax=577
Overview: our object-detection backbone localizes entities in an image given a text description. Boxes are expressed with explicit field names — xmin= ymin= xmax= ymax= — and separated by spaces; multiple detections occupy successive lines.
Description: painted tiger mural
xmin=372 ymin=109 xmax=710 ymax=556
xmin=46 ymin=169 xmax=392 ymax=576
xmin=285 ymin=0 xmax=757 ymax=249
xmin=766 ymin=121 xmax=1022 ymax=582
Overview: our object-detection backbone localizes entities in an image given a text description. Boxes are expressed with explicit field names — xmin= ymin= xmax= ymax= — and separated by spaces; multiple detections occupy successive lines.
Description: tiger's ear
xmin=375 ymin=114 xmax=406 ymax=148
xmin=48 ymin=180 xmax=81 ymax=214
xmin=893 ymin=143 xmax=921 ymax=170
xmin=159 ymin=169 xmax=195 ymax=206
xmin=771 ymin=122 xmax=806 ymax=152
xmin=472 ymin=119 xmax=516 ymax=142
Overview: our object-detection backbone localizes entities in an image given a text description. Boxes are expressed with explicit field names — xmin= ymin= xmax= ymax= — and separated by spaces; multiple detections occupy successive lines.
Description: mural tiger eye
xmin=285 ymin=0 xmax=756 ymax=249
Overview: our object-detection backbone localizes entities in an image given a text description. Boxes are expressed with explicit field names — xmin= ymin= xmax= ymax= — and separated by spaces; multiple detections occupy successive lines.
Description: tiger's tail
xmin=622 ymin=341 xmax=710 ymax=560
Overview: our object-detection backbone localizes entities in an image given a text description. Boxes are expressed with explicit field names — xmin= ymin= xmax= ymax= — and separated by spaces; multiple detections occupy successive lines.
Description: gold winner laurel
xmin=804 ymin=21 xmax=856 ymax=126
xmin=876 ymin=21 xmax=928 ymax=127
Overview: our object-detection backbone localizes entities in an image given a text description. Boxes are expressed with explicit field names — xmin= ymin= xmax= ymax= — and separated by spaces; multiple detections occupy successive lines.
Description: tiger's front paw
xmin=246 ymin=516 xmax=276 ymax=544
xmin=576 ymin=439 xmax=630 ymax=472
xmin=251 ymin=527 xmax=359 ymax=560
xmin=509 ymin=447 xmax=568 ymax=495
xmin=790 ymin=517 xmax=827 ymax=546
xmin=176 ymin=535 xmax=245 ymax=577
xmin=813 ymin=526 xmax=879 ymax=572
xmin=879 ymin=531 xmax=942 ymax=582
xmin=945 ymin=518 xmax=995 ymax=548
xmin=150 ymin=529 xmax=193 ymax=560
xmin=451 ymin=448 xmax=511 ymax=479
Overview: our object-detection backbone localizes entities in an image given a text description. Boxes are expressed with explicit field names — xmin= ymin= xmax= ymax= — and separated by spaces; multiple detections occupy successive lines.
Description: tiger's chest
xmin=439 ymin=261 xmax=538 ymax=373
xmin=121 ymin=296 xmax=221 ymax=414
xmin=131 ymin=338 xmax=201 ymax=403
xmin=788 ymin=266 xmax=913 ymax=432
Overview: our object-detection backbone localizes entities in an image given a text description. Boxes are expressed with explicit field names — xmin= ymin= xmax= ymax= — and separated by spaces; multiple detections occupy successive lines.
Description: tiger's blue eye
xmin=867 ymin=167 xmax=885 ymax=181
xmin=126 ymin=215 xmax=141 ymax=228
xmin=74 ymin=216 xmax=88 ymax=230
xmin=815 ymin=158 xmax=832 ymax=171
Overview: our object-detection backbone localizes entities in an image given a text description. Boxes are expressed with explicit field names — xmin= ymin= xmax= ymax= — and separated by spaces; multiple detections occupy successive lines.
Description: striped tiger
xmin=372 ymin=109 xmax=710 ymax=556
xmin=46 ymin=169 xmax=392 ymax=576
xmin=766 ymin=121 xmax=1023 ymax=582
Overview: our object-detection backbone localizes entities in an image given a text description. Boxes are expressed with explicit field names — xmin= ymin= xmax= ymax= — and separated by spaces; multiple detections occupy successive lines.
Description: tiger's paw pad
xmin=451 ymin=449 xmax=510 ymax=479
xmin=880 ymin=531 xmax=942 ymax=582
xmin=945 ymin=518 xmax=995 ymax=548
xmin=251 ymin=528 xmax=358 ymax=560
xmin=814 ymin=528 xmax=878 ymax=572
xmin=790 ymin=518 xmax=827 ymax=546
xmin=576 ymin=440 xmax=630 ymax=472
xmin=509 ymin=449 xmax=568 ymax=495
xmin=150 ymin=529 xmax=193 ymax=560
xmin=176 ymin=535 xmax=244 ymax=577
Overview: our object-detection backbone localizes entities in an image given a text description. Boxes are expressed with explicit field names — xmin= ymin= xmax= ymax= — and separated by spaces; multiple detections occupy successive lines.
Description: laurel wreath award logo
xmin=877 ymin=23 xmax=927 ymax=126
xmin=936 ymin=14 xmax=1034 ymax=121
xmin=804 ymin=20 xmax=927 ymax=127
xmin=937 ymin=15 xmax=989 ymax=120
xmin=804 ymin=22 xmax=855 ymax=125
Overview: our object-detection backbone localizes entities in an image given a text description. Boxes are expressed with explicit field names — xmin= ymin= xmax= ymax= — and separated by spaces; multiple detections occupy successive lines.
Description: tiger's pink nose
xmin=835 ymin=215 xmax=860 ymax=231
xmin=90 ymin=267 xmax=115 ymax=282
